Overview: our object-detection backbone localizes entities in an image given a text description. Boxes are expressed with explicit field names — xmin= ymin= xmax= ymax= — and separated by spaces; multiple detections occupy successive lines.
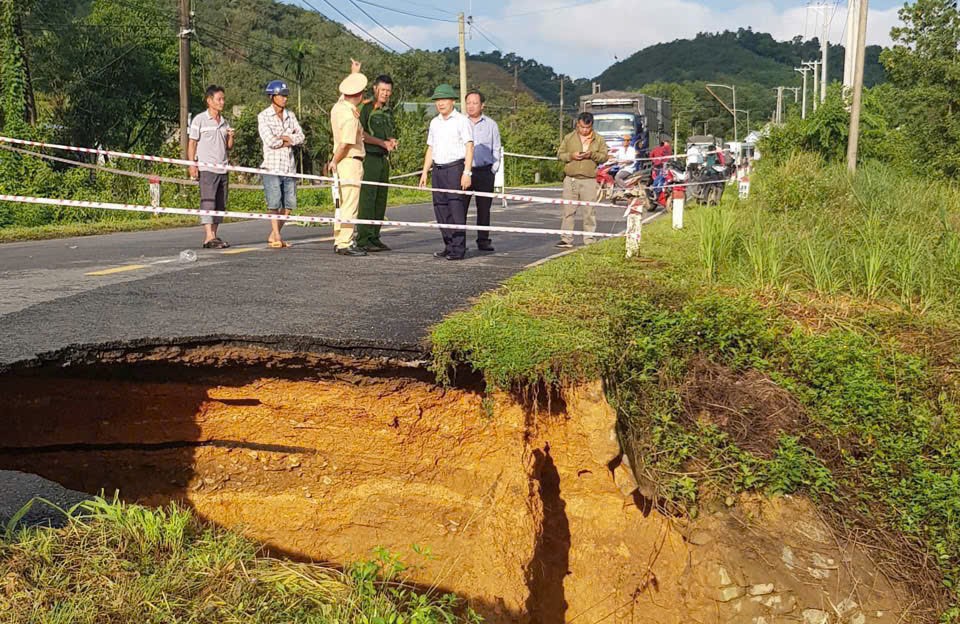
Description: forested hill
xmin=597 ymin=30 xmax=886 ymax=93
xmin=468 ymin=29 xmax=886 ymax=105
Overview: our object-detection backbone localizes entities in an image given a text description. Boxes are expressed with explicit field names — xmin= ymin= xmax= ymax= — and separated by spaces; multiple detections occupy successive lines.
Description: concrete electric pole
xmin=803 ymin=60 xmax=821 ymax=111
xmin=843 ymin=0 xmax=861 ymax=90
xmin=795 ymin=66 xmax=811 ymax=119
xmin=458 ymin=13 xmax=467 ymax=112
xmin=847 ymin=0 xmax=869 ymax=172
xmin=558 ymin=75 xmax=564 ymax=144
xmin=820 ymin=2 xmax=829 ymax=104
xmin=178 ymin=0 xmax=191 ymax=158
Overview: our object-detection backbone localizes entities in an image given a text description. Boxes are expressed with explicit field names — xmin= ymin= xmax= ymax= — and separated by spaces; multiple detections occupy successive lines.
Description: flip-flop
xmin=202 ymin=238 xmax=229 ymax=249
xmin=267 ymin=240 xmax=291 ymax=248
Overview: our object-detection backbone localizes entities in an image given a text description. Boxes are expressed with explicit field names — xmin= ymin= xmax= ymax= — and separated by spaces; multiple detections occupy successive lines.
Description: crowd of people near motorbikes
xmin=596 ymin=134 xmax=739 ymax=210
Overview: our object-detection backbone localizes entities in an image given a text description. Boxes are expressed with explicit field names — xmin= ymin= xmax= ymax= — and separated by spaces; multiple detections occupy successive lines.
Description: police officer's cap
xmin=339 ymin=73 xmax=368 ymax=96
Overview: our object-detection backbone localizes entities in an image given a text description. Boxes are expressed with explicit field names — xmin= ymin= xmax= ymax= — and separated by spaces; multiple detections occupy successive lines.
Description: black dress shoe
xmin=446 ymin=254 xmax=464 ymax=261
xmin=335 ymin=245 xmax=367 ymax=256
xmin=371 ymin=240 xmax=391 ymax=251
xmin=359 ymin=244 xmax=384 ymax=252
xmin=477 ymin=242 xmax=495 ymax=252
xmin=433 ymin=251 xmax=449 ymax=258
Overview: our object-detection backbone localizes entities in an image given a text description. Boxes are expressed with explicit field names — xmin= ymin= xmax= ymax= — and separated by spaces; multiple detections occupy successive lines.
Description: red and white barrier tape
xmin=0 ymin=136 xmax=623 ymax=211
xmin=0 ymin=194 xmax=620 ymax=239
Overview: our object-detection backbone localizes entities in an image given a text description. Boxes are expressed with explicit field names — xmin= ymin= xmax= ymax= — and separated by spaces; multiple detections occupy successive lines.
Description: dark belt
xmin=473 ymin=164 xmax=493 ymax=171
xmin=433 ymin=159 xmax=464 ymax=170
xmin=351 ymin=155 xmax=364 ymax=161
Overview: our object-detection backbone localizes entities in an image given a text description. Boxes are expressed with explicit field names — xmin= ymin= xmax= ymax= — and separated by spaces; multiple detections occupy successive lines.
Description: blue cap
xmin=265 ymin=80 xmax=290 ymax=96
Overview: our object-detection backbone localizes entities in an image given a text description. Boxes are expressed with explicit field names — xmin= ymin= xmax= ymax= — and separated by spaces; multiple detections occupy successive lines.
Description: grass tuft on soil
xmin=0 ymin=496 xmax=478 ymax=624
xmin=430 ymin=159 xmax=960 ymax=618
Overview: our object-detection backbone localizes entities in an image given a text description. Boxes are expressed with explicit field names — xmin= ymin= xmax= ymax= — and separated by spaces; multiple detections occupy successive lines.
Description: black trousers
xmin=432 ymin=160 xmax=467 ymax=258
xmin=468 ymin=165 xmax=494 ymax=243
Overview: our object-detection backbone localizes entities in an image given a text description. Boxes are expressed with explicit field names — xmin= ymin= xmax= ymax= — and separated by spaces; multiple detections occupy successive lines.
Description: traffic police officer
xmin=356 ymin=74 xmax=398 ymax=252
xmin=330 ymin=69 xmax=369 ymax=257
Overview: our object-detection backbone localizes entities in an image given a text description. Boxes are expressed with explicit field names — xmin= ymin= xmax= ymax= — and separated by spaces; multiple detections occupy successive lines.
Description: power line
xmin=344 ymin=0 xmax=413 ymax=49
xmin=497 ymin=0 xmax=613 ymax=19
xmin=298 ymin=0 xmax=397 ymax=52
xmin=196 ymin=24 xmax=346 ymax=76
xmin=351 ymin=0 xmax=456 ymax=22
xmin=404 ymin=0 xmax=456 ymax=16
xmin=470 ymin=22 xmax=502 ymax=52
xmin=198 ymin=32 xmax=293 ymax=81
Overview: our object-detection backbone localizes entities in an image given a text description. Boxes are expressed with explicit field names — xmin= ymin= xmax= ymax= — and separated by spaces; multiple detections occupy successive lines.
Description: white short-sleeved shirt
xmin=427 ymin=109 xmax=474 ymax=166
xmin=188 ymin=110 xmax=231 ymax=174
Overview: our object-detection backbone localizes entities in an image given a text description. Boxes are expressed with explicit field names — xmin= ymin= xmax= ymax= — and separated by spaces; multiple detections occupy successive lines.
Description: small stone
xmin=781 ymin=545 xmax=797 ymax=568
xmin=807 ymin=567 xmax=831 ymax=580
xmin=764 ymin=594 xmax=798 ymax=615
xmin=810 ymin=553 xmax=837 ymax=569
xmin=304 ymin=491 xmax=312 ymax=499
xmin=803 ymin=608 xmax=830 ymax=624
xmin=688 ymin=529 xmax=714 ymax=546
xmin=748 ymin=583 xmax=775 ymax=596
xmin=710 ymin=585 xmax=744 ymax=602
xmin=613 ymin=460 xmax=639 ymax=497
xmin=322 ymin=476 xmax=333 ymax=485
xmin=835 ymin=598 xmax=858 ymax=616
xmin=847 ymin=613 xmax=866 ymax=624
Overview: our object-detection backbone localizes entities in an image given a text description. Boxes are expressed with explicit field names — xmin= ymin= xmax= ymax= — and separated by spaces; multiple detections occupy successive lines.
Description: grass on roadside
xmin=0 ymin=495 xmax=478 ymax=624
xmin=430 ymin=161 xmax=960 ymax=617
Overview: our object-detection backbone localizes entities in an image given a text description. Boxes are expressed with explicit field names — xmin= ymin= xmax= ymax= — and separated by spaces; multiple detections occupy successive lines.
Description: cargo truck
xmin=579 ymin=90 xmax=671 ymax=159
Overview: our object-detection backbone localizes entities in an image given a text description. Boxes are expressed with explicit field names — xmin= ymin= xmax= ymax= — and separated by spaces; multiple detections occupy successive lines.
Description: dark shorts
xmin=199 ymin=171 xmax=229 ymax=224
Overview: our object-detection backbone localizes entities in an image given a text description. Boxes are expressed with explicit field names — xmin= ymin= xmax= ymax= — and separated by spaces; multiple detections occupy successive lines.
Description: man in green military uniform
xmin=356 ymin=74 xmax=398 ymax=252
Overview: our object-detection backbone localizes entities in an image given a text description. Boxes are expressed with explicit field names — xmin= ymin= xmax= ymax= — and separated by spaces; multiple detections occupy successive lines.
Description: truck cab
xmin=580 ymin=90 xmax=670 ymax=161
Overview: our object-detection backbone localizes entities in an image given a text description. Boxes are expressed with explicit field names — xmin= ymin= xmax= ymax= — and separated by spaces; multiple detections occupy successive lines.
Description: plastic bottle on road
xmin=179 ymin=250 xmax=198 ymax=263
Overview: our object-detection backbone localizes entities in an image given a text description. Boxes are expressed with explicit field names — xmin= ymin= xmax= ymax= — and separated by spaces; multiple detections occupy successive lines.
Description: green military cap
xmin=429 ymin=84 xmax=458 ymax=100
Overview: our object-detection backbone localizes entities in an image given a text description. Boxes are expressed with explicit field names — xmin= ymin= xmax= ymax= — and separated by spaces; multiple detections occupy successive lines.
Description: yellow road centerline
xmin=85 ymin=264 xmax=148 ymax=276
xmin=220 ymin=247 xmax=259 ymax=255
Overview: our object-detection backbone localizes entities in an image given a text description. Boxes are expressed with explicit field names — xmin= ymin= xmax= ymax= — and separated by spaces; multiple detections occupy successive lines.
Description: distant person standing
xmin=356 ymin=74 xmax=398 ymax=252
xmin=419 ymin=84 xmax=474 ymax=261
xmin=556 ymin=112 xmax=608 ymax=248
xmin=330 ymin=64 xmax=369 ymax=257
xmin=258 ymin=80 xmax=305 ymax=248
xmin=464 ymin=90 xmax=500 ymax=252
xmin=188 ymin=85 xmax=234 ymax=249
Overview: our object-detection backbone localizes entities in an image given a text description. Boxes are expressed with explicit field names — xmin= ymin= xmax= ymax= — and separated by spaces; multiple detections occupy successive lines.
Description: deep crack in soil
xmin=0 ymin=345 xmax=917 ymax=623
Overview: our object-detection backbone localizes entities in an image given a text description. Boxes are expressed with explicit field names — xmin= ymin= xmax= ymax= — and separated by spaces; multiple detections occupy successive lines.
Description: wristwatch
xmin=464 ymin=171 xmax=472 ymax=176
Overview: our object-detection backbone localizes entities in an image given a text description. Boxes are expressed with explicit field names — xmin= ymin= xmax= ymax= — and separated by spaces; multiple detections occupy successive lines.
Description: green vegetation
xmin=1 ymin=495 xmax=478 ymax=623
xmin=431 ymin=156 xmax=960 ymax=613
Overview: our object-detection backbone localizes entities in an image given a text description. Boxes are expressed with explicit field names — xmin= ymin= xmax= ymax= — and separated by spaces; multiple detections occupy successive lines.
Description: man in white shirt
xmin=258 ymin=80 xmax=305 ymax=248
xmin=419 ymin=84 xmax=474 ymax=261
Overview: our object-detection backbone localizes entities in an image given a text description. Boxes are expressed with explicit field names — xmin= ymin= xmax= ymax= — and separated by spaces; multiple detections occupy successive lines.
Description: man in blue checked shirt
xmin=464 ymin=90 xmax=500 ymax=252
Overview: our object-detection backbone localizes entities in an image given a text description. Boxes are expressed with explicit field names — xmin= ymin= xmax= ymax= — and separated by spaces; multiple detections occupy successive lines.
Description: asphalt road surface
xmin=0 ymin=193 xmax=628 ymax=367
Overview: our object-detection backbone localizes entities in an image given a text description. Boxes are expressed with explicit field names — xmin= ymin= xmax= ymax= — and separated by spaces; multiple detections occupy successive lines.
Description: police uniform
xmin=356 ymin=100 xmax=396 ymax=250
xmin=331 ymin=73 xmax=367 ymax=252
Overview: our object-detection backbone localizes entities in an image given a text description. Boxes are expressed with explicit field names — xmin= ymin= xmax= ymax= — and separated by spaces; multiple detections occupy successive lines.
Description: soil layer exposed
xmin=0 ymin=345 xmax=915 ymax=622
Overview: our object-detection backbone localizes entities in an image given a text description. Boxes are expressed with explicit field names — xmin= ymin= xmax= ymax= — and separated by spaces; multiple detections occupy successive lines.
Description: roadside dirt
xmin=0 ymin=346 xmax=916 ymax=622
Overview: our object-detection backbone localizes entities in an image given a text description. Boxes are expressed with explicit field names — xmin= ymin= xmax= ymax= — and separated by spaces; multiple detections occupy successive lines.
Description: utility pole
xmin=705 ymin=83 xmax=737 ymax=141
xmin=457 ymin=13 xmax=467 ymax=112
xmin=820 ymin=1 xmax=829 ymax=104
xmin=843 ymin=0 xmax=861 ymax=90
xmin=558 ymin=75 xmax=564 ymax=144
xmin=773 ymin=87 xmax=785 ymax=125
xmin=787 ymin=87 xmax=801 ymax=104
xmin=847 ymin=0 xmax=869 ymax=172
xmin=795 ymin=66 xmax=811 ymax=119
xmin=803 ymin=60 xmax=821 ymax=111
xmin=513 ymin=65 xmax=518 ymax=113
xmin=178 ymin=0 xmax=191 ymax=158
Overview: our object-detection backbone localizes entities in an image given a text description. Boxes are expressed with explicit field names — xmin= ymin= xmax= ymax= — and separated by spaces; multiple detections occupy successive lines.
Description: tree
xmin=285 ymin=39 xmax=314 ymax=114
xmin=881 ymin=0 xmax=960 ymax=177
xmin=0 ymin=0 xmax=35 ymax=135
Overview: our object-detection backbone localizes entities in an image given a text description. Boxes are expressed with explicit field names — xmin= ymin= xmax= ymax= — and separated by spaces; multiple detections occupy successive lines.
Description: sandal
xmin=202 ymin=238 xmax=230 ymax=249
xmin=267 ymin=240 xmax=291 ymax=248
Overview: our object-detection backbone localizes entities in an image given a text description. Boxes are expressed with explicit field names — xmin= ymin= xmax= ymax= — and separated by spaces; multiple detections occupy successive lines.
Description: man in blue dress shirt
xmin=464 ymin=90 xmax=501 ymax=252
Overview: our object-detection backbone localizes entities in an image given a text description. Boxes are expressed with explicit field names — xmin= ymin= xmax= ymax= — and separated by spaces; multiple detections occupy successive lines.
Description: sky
xmin=287 ymin=0 xmax=907 ymax=78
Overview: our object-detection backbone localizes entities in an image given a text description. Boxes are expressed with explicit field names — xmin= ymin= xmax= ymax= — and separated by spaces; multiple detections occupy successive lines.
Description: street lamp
xmin=706 ymin=83 xmax=737 ymax=142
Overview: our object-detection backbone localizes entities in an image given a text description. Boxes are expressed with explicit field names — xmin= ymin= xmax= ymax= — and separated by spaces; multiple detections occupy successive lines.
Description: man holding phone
xmin=556 ymin=112 xmax=608 ymax=248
